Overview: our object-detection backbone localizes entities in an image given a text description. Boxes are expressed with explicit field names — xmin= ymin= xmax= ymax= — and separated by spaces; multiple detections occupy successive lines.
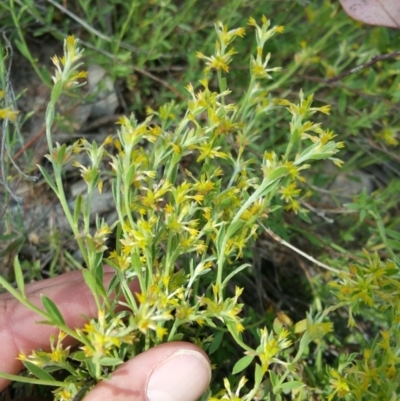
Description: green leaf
xmin=13 ymin=256 xmax=25 ymax=295
xmin=280 ymin=381 xmax=305 ymax=391
xmin=269 ymin=370 xmax=278 ymax=387
xmin=226 ymin=221 xmax=244 ymax=239
xmin=37 ymin=165 xmax=58 ymax=193
xmin=40 ymin=67 xmax=52 ymax=85
xmin=343 ymin=202 xmax=359 ymax=211
xmin=56 ymin=144 xmax=67 ymax=166
xmin=82 ymin=269 xmax=98 ymax=297
xmin=298 ymin=210 xmax=311 ymax=224
xmin=386 ymin=229 xmax=400 ymax=241
xmin=41 ymin=295 xmax=65 ymax=325
xmin=254 ymin=363 xmax=263 ymax=387
xmin=23 ymin=361 xmax=55 ymax=381
xmin=294 ymin=229 xmax=324 ymax=247
xmin=15 ymin=40 xmax=31 ymax=60
xmin=169 ymin=333 xmax=184 ymax=341
xmin=51 ymin=80 xmax=64 ymax=104
xmin=216 ymin=225 xmax=227 ymax=256
xmin=209 ymin=331 xmax=224 ymax=355
xmin=226 ymin=321 xmax=253 ymax=352
xmin=220 ymin=77 xmax=227 ymax=92
xmin=232 ymin=355 xmax=254 ymax=374
xmin=74 ymin=195 xmax=83 ymax=225
xmin=387 ymin=239 xmax=400 ymax=252
xmin=99 ymin=357 xmax=124 ymax=366
xmin=273 ymin=318 xmax=283 ymax=335
xmin=70 ymin=351 xmax=87 ymax=361
xmin=94 ymin=262 xmax=106 ymax=298
xmin=85 ymin=359 xmax=97 ymax=378
xmin=222 ymin=263 xmax=249 ymax=288
xmin=125 ymin=163 xmax=137 ymax=187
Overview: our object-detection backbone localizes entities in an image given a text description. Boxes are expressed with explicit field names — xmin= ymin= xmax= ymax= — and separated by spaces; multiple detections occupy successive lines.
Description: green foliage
xmin=0 ymin=1 xmax=399 ymax=401
xmin=327 ymin=251 xmax=400 ymax=400
xmin=10 ymin=22 xmax=346 ymax=400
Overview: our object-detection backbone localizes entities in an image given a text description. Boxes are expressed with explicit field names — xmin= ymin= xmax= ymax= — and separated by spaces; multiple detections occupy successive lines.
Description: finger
xmin=0 ymin=270 xmax=139 ymax=391
xmin=84 ymin=342 xmax=211 ymax=401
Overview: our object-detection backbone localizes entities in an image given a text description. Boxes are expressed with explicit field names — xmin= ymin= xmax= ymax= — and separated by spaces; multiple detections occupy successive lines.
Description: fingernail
xmin=146 ymin=349 xmax=211 ymax=401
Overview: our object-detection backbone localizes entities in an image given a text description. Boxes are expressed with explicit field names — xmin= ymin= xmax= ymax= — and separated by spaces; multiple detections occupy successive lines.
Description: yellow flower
xmin=328 ymin=370 xmax=350 ymax=401
xmin=0 ymin=107 xmax=18 ymax=122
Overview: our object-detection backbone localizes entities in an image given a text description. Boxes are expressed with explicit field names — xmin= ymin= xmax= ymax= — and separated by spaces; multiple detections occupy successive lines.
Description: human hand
xmin=0 ymin=270 xmax=211 ymax=401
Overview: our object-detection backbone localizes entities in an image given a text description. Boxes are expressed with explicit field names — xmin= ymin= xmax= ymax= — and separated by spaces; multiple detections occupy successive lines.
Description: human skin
xmin=0 ymin=270 xmax=211 ymax=401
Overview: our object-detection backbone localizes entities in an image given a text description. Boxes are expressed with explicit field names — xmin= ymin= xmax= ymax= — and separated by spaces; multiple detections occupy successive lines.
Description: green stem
xmin=45 ymin=98 xmax=88 ymax=263
xmin=0 ymin=275 xmax=86 ymax=344
xmin=165 ymin=232 xmax=174 ymax=277
xmin=145 ymin=333 xmax=150 ymax=351
xmin=54 ymin=171 xmax=88 ymax=263
xmin=167 ymin=319 xmax=181 ymax=341
xmin=236 ymin=76 xmax=256 ymax=121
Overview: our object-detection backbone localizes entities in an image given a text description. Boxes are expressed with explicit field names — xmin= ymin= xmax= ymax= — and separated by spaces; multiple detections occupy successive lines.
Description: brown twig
xmin=261 ymin=223 xmax=340 ymax=274
xmin=326 ymin=50 xmax=400 ymax=83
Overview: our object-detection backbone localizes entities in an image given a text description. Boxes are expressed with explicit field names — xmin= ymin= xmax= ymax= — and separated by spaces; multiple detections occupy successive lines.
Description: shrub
xmin=0 ymin=4 xmax=399 ymax=401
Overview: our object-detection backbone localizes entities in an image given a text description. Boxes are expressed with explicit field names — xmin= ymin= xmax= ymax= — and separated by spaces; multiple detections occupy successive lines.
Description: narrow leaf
xmin=41 ymin=295 xmax=65 ymax=325
xmin=222 ymin=263 xmax=249 ymax=288
xmin=74 ymin=194 xmax=83 ymax=224
xmin=232 ymin=355 xmax=254 ymax=374
xmin=209 ymin=332 xmax=224 ymax=355
xmin=82 ymin=269 xmax=97 ymax=297
xmin=254 ymin=363 xmax=263 ymax=386
xmin=70 ymin=351 xmax=87 ymax=362
xmin=216 ymin=225 xmax=227 ymax=257
xmin=13 ymin=256 xmax=25 ymax=295
xmin=226 ymin=221 xmax=244 ymax=239
xmin=220 ymin=77 xmax=227 ymax=92
xmin=23 ymin=361 xmax=55 ymax=381
xmin=169 ymin=333 xmax=184 ymax=341
xmin=94 ymin=261 xmax=106 ymax=298
xmin=387 ymin=239 xmax=400 ymax=252
xmin=386 ymin=229 xmax=400 ymax=241
xmin=15 ymin=40 xmax=30 ymax=59
xmin=37 ymin=165 xmax=58 ymax=193
xmin=98 ymin=357 xmax=124 ymax=366
xmin=280 ymin=380 xmax=306 ymax=391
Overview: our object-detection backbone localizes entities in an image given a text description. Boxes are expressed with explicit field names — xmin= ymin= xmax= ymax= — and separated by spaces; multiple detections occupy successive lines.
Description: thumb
xmin=83 ymin=341 xmax=211 ymax=401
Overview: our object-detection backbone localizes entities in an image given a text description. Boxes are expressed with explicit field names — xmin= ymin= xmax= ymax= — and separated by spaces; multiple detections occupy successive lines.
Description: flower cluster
xmin=11 ymin=16 xmax=347 ymax=401
xmin=196 ymin=22 xmax=245 ymax=74
xmin=50 ymin=36 xmax=87 ymax=89
xmin=329 ymin=251 xmax=399 ymax=327
xmin=77 ymin=309 xmax=136 ymax=366
xmin=18 ymin=331 xmax=70 ymax=367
